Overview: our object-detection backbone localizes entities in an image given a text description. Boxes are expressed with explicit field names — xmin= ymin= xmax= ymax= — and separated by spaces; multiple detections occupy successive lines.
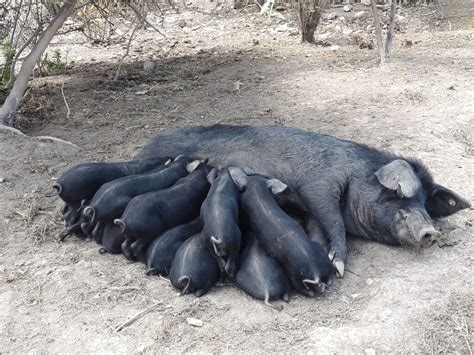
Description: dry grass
xmin=420 ymin=295 xmax=473 ymax=354
xmin=12 ymin=196 xmax=62 ymax=244
xmin=453 ymin=126 xmax=474 ymax=157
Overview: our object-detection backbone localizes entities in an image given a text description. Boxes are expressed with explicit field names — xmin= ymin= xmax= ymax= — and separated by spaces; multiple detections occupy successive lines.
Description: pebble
xmin=366 ymin=278 xmax=374 ymax=286
xmin=343 ymin=5 xmax=353 ymax=12
xmin=186 ymin=317 xmax=203 ymax=327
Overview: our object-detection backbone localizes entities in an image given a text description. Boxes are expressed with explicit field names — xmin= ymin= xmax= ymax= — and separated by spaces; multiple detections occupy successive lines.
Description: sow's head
xmin=362 ymin=159 xmax=470 ymax=248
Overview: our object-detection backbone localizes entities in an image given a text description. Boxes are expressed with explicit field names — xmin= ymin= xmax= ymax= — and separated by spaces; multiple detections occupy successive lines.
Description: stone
xmin=354 ymin=11 xmax=367 ymax=19
xmin=186 ymin=317 xmax=203 ymax=327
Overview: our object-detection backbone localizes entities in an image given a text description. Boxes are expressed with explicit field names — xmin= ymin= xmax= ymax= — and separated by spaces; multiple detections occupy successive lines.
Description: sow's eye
xmin=378 ymin=189 xmax=400 ymax=203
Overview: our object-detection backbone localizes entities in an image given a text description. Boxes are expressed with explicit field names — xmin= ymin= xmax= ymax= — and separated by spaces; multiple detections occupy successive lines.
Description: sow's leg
xmin=300 ymin=187 xmax=348 ymax=278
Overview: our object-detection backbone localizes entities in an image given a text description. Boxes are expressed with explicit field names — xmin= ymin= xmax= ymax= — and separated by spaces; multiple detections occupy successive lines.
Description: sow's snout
xmin=394 ymin=209 xmax=441 ymax=248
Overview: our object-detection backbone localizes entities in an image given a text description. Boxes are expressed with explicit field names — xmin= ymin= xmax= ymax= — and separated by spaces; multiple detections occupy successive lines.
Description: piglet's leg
xmin=194 ymin=287 xmax=211 ymax=298
xmin=121 ymin=238 xmax=136 ymax=261
xmin=57 ymin=221 xmax=83 ymax=241
xmin=304 ymin=217 xmax=329 ymax=252
xmin=91 ymin=221 xmax=104 ymax=244
xmin=264 ymin=291 xmax=283 ymax=311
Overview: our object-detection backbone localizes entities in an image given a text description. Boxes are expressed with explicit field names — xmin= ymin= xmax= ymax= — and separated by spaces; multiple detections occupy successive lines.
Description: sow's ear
xmin=426 ymin=184 xmax=471 ymax=218
xmin=265 ymin=179 xmax=287 ymax=195
xmin=228 ymin=167 xmax=248 ymax=191
xmin=375 ymin=159 xmax=421 ymax=199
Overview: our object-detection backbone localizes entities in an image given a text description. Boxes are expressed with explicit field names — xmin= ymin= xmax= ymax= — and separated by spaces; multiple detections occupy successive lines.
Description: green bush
xmin=41 ymin=49 xmax=65 ymax=74
xmin=1 ymin=38 xmax=15 ymax=86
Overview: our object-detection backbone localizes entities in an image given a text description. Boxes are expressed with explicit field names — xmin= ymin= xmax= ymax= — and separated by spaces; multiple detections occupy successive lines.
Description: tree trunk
xmin=385 ymin=1 xmax=396 ymax=58
xmin=370 ymin=0 xmax=385 ymax=64
xmin=0 ymin=0 xmax=77 ymax=127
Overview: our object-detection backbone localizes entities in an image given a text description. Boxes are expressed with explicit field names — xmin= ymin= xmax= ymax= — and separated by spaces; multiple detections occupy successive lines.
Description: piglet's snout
xmin=417 ymin=227 xmax=441 ymax=248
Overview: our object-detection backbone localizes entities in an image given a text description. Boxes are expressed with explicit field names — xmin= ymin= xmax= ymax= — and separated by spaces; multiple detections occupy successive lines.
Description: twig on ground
xmin=34 ymin=136 xmax=80 ymax=149
xmin=61 ymin=83 xmax=70 ymax=120
xmin=61 ymin=51 xmax=71 ymax=120
xmin=100 ymin=309 xmax=125 ymax=338
xmin=1 ymin=114 xmax=79 ymax=149
xmin=0 ymin=125 xmax=28 ymax=136
xmin=114 ymin=302 xmax=162 ymax=332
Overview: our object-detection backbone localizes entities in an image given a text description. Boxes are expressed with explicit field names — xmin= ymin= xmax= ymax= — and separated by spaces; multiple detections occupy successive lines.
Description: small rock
xmin=0 ymin=177 xmax=6 ymax=183
xmin=343 ymin=5 xmax=353 ymax=12
xmin=135 ymin=90 xmax=149 ymax=95
xmin=354 ymin=11 xmax=367 ymax=19
xmin=143 ymin=60 xmax=155 ymax=72
xmin=177 ymin=19 xmax=187 ymax=28
xmin=343 ymin=28 xmax=353 ymax=36
xmin=144 ymin=125 xmax=150 ymax=129
xmin=135 ymin=344 xmax=153 ymax=354
xmin=366 ymin=278 xmax=374 ymax=286
xmin=186 ymin=317 xmax=203 ymax=327
xmin=329 ymin=45 xmax=340 ymax=51
xmin=351 ymin=293 xmax=365 ymax=300
xmin=361 ymin=0 xmax=371 ymax=5
xmin=233 ymin=80 xmax=242 ymax=93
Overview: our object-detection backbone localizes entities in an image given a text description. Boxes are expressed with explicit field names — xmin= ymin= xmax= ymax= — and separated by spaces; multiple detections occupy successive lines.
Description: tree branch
xmin=0 ymin=0 xmax=78 ymax=126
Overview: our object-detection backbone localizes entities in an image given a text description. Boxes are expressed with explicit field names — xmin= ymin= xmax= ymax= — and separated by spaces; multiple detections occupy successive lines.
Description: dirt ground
xmin=1 ymin=4 xmax=473 ymax=353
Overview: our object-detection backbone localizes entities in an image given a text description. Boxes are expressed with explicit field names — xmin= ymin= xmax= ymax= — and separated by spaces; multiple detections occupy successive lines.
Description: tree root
xmin=0 ymin=125 xmax=81 ymax=149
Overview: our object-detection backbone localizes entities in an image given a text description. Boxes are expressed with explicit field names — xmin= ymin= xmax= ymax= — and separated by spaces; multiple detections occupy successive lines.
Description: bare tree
xmin=385 ymin=0 xmax=396 ymax=58
xmin=0 ymin=0 xmax=77 ymax=126
xmin=370 ymin=0 xmax=397 ymax=64
xmin=293 ymin=0 xmax=330 ymax=43
xmin=0 ymin=0 xmax=167 ymax=128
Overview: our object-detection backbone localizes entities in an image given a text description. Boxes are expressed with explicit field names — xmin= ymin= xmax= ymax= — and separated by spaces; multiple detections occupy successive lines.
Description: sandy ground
xmin=0 ymin=4 xmax=473 ymax=353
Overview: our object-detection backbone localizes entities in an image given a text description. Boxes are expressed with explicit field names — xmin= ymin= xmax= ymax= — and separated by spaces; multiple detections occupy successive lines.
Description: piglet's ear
xmin=228 ymin=167 xmax=248 ymax=191
xmin=266 ymin=179 xmax=287 ymax=195
xmin=375 ymin=159 xmax=421 ymax=199
xmin=426 ymin=184 xmax=471 ymax=218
